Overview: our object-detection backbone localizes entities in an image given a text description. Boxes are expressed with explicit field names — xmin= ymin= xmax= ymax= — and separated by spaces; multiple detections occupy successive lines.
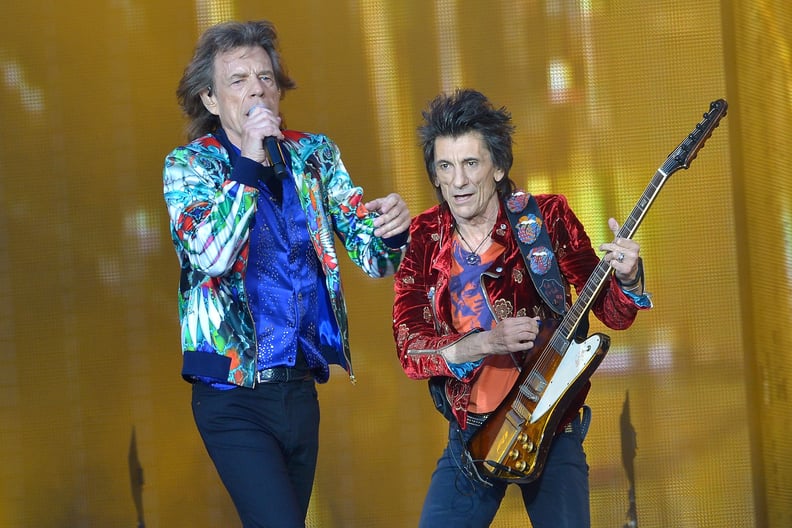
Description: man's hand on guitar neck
xmin=599 ymin=217 xmax=642 ymax=286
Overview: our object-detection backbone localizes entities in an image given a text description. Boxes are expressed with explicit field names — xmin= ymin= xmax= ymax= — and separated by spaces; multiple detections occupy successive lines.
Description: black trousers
xmin=192 ymin=379 xmax=320 ymax=528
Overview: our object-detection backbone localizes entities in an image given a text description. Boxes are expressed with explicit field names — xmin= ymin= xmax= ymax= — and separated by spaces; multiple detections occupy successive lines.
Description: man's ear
xmin=200 ymin=87 xmax=219 ymax=116
xmin=494 ymin=167 xmax=505 ymax=182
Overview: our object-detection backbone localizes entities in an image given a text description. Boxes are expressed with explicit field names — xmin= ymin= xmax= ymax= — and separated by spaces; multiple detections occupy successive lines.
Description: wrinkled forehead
xmin=433 ymin=131 xmax=490 ymax=161
xmin=213 ymin=46 xmax=273 ymax=78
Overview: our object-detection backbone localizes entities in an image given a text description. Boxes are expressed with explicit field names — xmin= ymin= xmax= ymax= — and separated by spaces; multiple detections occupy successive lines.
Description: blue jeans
xmin=419 ymin=410 xmax=591 ymax=528
xmin=192 ymin=380 xmax=320 ymax=528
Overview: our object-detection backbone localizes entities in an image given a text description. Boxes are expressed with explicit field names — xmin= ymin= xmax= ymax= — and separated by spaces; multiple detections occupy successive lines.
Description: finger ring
xmin=618 ymin=252 xmax=625 ymax=262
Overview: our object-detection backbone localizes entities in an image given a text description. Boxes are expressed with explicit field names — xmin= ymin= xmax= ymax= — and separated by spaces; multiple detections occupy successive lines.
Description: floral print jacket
xmin=393 ymin=193 xmax=647 ymax=427
xmin=164 ymin=130 xmax=404 ymax=387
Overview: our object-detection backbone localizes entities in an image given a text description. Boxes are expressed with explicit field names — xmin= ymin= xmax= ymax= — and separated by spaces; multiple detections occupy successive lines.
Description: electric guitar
xmin=467 ymin=99 xmax=728 ymax=483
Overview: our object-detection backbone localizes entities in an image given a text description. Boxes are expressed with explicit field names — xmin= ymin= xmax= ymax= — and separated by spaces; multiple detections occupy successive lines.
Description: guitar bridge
xmin=521 ymin=371 xmax=547 ymax=402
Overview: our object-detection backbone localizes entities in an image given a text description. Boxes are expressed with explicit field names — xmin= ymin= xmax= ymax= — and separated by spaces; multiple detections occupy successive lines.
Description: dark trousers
xmin=419 ymin=412 xmax=591 ymax=528
xmin=192 ymin=380 xmax=320 ymax=528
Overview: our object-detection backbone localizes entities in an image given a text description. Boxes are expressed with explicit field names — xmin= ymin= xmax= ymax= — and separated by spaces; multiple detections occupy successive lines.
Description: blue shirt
xmin=245 ymin=152 xmax=340 ymax=373
xmin=210 ymin=129 xmax=341 ymax=387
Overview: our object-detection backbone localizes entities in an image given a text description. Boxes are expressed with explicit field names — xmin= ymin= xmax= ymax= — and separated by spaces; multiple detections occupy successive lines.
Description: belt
xmin=466 ymin=412 xmax=490 ymax=428
xmin=255 ymin=367 xmax=313 ymax=384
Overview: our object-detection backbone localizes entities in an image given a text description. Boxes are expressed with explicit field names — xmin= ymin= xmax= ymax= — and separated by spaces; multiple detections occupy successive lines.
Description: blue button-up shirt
xmin=245 ymin=157 xmax=339 ymax=372
xmin=216 ymin=128 xmax=340 ymax=378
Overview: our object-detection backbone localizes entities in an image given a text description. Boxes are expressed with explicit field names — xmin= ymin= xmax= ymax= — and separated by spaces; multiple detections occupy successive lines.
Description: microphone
xmin=264 ymin=137 xmax=288 ymax=180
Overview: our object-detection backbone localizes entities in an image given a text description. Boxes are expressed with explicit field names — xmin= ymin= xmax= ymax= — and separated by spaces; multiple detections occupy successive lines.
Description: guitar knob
xmin=517 ymin=433 xmax=528 ymax=443
xmin=522 ymin=440 xmax=535 ymax=453
xmin=508 ymin=449 xmax=520 ymax=460
xmin=514 ymin=460 xmax=527 ymax=472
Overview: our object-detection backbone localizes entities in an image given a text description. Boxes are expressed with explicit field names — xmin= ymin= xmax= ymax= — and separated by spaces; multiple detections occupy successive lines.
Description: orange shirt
xmin=449 ymin=240 xmax=520 ymax=414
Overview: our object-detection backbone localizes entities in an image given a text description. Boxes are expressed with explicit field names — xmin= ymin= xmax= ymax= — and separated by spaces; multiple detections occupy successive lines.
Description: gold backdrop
xmin=0 ymin=0 xmax=790 ymax=527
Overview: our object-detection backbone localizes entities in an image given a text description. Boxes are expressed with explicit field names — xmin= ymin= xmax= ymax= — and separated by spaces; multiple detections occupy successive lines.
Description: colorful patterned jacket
xmin=393 ymin=193 xmax=648 ymax=428
xmin=164 ymin=130 xmax=405 ymax=387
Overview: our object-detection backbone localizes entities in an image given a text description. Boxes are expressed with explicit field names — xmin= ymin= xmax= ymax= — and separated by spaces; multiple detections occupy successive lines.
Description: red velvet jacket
xmin=393 ymin=193 xmax=645 ymax=428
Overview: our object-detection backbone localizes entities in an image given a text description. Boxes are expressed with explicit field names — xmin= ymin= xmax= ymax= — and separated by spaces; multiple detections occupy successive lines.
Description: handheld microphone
xmin=264 ymin=137 xmax=288 ymax=179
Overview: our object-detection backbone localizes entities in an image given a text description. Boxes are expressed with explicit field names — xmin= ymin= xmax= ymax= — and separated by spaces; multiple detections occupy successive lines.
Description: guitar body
xmin=468 ymin=319 xmax=610 ymax=483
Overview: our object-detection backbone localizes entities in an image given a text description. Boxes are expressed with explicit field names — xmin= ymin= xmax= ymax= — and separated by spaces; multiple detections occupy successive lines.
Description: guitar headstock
xmin=660 ymin=99 xmax=728 ymax=176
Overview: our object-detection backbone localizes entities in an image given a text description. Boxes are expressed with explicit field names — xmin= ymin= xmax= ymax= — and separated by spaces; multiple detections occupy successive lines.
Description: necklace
xmin=455 ymin=225 xmax=494 ymax=266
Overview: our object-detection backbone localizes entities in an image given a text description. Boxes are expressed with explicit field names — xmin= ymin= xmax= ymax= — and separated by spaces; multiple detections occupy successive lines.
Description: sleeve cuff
xmin=446 ymin=357 xmax=484 ymax=379
xmin=623 ymin=289 xmax=652 ymax=308
xmin=231 ymin=157 xmax=275 ymax=191
xmin=383 ymin=230 xmax=409 ymax=249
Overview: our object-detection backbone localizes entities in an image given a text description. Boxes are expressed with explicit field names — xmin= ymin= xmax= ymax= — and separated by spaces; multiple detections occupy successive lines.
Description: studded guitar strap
xmin=503 ymin=191 xmax=566 ymax=316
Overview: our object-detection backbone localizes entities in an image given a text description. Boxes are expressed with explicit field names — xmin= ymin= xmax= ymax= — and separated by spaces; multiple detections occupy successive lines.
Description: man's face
xmin=432 ymin=131 xmax=504 ymax=223
xmin=201 ymin=45 xmax=280 ymax=145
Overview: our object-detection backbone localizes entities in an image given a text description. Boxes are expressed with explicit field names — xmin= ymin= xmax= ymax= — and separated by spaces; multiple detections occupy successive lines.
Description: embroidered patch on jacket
xmin=493 ymin=298 xmax=513 ymax=321
xmin=396 ymin=324 xmax=410 ymax=347
xmin=422 ymin=306 xmax=432 ymax=324
xmin=512 ymin=268 xmax=524 ymax=284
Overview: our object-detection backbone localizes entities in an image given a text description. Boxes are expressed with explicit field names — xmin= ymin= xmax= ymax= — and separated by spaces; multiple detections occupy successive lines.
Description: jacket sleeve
xmin=163 ymin=143 xmax=258 ymax=277
xmin=309 ymin=138 xmax=403 ymax=279
xmin=392 ymin=216 xmax=480 ymax=382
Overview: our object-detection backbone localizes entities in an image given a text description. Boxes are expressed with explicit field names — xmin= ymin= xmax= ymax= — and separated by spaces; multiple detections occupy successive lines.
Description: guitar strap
xmin=503 ymin=191 xmax=566 ymax=316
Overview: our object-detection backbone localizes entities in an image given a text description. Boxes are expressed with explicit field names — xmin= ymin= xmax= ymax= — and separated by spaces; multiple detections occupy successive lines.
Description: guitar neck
xmin=617 ymin=169 xmax=671 ymax=240
xmin=550 ymin=99 xmax=727 ymax=351
xmin=555 ymin=168 xmax=669 ymax=344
